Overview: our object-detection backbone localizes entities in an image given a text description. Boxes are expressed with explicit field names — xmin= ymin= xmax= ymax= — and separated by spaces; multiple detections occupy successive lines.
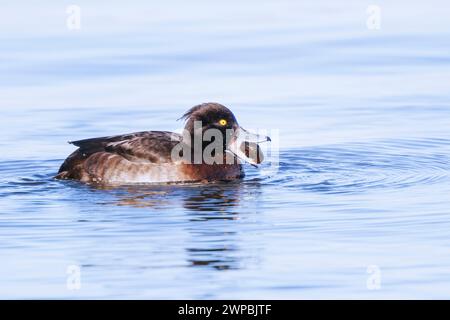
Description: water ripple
xmin=1 ymin=138 xmax=449 ymax=199
xmin=262 ymin=138 xmax=450 ymax=194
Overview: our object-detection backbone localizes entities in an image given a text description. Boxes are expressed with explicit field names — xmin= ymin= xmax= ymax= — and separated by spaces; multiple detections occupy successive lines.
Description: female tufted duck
xmin=56 ymin=103 xmax=270 ymax=185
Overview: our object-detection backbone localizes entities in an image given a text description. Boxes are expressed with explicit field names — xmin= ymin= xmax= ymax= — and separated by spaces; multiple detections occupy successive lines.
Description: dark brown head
xmin=180 ymin=103 xmax=239 ymax=137
xmin=179 ymin=102 xmax=270 ymax=165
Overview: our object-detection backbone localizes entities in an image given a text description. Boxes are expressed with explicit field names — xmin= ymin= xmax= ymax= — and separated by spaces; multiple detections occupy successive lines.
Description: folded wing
xmin=58 ymin=131 xmax=182 ymax=176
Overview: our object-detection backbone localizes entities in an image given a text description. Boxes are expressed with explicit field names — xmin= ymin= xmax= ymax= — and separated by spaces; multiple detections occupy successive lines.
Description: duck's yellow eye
xmin=219 ymin=119 xmax=227 ymax=126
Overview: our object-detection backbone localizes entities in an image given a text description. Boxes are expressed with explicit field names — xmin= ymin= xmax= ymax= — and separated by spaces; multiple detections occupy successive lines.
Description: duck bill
xmin=227 ymin=126 xmax=271 ymax=166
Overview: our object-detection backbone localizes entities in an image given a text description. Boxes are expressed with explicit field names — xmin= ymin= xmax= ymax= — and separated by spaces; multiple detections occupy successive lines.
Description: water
xmin=1 ymin=0 xmax=450 ymax=299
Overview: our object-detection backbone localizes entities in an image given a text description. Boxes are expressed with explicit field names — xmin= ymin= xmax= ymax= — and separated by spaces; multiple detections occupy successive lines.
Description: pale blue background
xmin=1 ymin=0 xmax=450 ymax=298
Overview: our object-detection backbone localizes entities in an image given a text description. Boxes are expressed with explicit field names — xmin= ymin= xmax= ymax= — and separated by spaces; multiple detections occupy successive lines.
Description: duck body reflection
xmin=101 ymin=178 xmax=263 ymax=271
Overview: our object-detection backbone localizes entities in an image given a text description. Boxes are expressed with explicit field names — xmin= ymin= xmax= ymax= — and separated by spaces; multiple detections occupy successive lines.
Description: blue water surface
xmin=1 ymin=0 xmax=450 ymax=299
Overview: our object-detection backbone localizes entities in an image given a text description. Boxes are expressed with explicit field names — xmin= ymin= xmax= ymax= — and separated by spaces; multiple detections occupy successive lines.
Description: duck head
xmin=179 ymin=102 xmax=270 ymax=165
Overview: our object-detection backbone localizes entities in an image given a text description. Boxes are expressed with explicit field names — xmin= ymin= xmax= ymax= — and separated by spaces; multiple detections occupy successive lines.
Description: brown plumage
xmin=56 ymin=103 xmax=270 ymax=185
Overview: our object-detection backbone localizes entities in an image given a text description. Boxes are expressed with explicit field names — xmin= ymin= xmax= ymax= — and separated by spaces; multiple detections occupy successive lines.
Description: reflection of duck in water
xmin=183 ymin=186 xmax=244 ymax=270
xmin=108 ymin=183 xmax=257 ymax=271
xmin=111 ymin=182 xmax=244 ymax=212
xmin=57 ymin=103 xmax=270 ymax=185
